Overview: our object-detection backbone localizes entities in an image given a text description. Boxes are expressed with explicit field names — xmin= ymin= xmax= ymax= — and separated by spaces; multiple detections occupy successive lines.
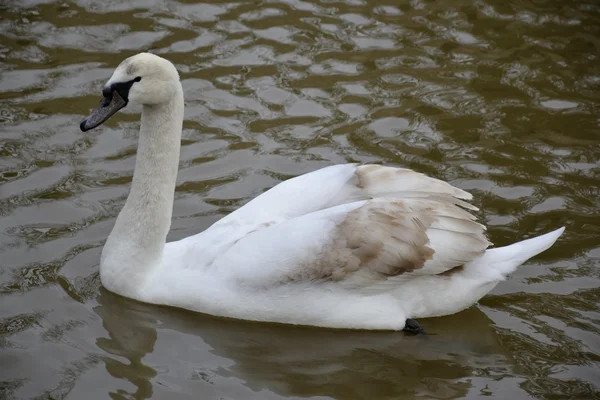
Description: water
xmin=1 ymin=0 xmax=599 ymax=398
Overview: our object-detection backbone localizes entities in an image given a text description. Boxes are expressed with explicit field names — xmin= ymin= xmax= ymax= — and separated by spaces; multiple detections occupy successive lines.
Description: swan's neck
xmin=100 ymin=86 xmax=184 ymax=297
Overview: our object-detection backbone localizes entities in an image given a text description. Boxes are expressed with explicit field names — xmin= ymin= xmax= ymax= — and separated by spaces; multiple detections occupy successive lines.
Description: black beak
xmin=80 ymin=90 xmax=128 ymax=132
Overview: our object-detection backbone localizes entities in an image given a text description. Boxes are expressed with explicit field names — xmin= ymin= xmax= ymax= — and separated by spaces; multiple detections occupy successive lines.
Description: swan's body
xmin=81 ymin=53 xmax=565 ymax=331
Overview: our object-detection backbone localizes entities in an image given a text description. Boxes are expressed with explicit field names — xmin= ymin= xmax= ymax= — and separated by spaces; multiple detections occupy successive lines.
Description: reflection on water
xmin=90 ymin=289 xmax=513 ymax=400
xmin=95 ymin=291 xmax=157 ymax=400
xmin=0 ymin=0 xmax=599 ymax=398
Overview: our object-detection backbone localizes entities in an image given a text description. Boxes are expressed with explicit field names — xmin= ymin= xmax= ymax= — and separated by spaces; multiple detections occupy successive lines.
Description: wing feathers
xmin=327 ymin=196 xmax=489 ymax=289
xmin=212 ymin=164 xmax=490 ymax=294
xmin=356 ymin=165 xmax=473 ymax=201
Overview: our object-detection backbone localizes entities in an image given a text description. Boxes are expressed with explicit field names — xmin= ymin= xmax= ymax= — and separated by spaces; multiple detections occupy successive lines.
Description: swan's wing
xmin=212 ymin=196 xmax=490 ymax=292
xmin=212 ymin=164 xmax=359 ymax=228
xmin=171 ymin=163 xmax=480 ymax=272
xmin=212 ymin=163 xmax=475 ymax=230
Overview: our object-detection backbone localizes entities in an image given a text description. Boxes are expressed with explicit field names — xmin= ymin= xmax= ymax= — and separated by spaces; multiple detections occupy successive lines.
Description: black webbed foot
xmin=402 ymin=318 xmax=424 ymax=335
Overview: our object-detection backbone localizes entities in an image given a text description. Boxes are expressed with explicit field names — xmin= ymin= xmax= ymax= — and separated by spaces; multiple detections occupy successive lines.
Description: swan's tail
xmin=467 ymin=227 xmax=565 ymax=279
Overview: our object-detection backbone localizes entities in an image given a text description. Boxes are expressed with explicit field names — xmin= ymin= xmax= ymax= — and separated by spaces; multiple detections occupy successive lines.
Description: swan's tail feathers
xmin=473 ymin=227 xmax=565 ymax=279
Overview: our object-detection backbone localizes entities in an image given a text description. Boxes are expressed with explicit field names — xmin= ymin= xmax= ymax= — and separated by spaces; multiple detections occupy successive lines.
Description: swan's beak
xmin=80 ymin=90 xmax=128 ymax=132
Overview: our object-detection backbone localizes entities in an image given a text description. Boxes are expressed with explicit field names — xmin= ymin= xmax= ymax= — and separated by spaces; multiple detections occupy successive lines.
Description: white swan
xmin=80 ymin=53 xmax=565 ymax=332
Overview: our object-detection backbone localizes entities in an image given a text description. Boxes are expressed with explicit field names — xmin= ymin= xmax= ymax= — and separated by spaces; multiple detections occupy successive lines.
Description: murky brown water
xmin=1 ymin=0 xmax=599 ymax=398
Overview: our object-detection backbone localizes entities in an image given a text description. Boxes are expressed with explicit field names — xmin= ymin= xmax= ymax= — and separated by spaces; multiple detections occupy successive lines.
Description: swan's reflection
xmin=94 ymin=288 xmax=513 ymax=399
xmin=94 ymin=289 xmax=158 ymax=399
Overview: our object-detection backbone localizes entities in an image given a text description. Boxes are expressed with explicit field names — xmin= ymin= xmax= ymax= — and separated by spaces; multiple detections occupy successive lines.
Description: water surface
xmin=1 ymin=0 xmax=599 ymax=399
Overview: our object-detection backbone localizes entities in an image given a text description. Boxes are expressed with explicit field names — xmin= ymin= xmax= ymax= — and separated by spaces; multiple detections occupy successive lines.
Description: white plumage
xmin=82 ymin=53 xmax=565 ymax=331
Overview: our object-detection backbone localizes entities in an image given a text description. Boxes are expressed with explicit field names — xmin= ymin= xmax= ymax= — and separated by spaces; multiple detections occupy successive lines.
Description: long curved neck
xmin=100 ymin=85 xmax=184 ymax=297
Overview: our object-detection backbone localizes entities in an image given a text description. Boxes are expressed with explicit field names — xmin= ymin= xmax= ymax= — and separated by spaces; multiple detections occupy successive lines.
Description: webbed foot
xmin=402 ymin=318 xmax=424 ymax=335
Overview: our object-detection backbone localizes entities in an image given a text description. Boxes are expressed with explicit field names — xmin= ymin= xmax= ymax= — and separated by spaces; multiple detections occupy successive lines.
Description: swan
xmin=80 ymin=53 xmax=565 ymax=332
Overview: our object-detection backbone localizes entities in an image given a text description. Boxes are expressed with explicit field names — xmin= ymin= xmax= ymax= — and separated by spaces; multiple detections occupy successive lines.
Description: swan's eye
xmin=134 ymin=76 xmax=142 ymax=82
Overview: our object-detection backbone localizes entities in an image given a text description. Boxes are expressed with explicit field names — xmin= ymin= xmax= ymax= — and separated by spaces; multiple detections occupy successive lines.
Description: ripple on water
xmin=0 ymin=0 xmax=599 ymax=399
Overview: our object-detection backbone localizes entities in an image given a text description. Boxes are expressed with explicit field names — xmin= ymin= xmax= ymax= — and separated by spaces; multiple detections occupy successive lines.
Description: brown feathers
xmin=339 ymin=200 xmax=436 ymax=278
xmin=271 ymin=165 xmax=490 ymax=288
xmin=294 ymin=165 xmax=490 ymax=286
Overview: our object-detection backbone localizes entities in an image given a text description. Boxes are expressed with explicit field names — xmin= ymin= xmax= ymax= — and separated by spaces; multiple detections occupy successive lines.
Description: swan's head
xmin=80 ymin=53 xmax=180 ymax=132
